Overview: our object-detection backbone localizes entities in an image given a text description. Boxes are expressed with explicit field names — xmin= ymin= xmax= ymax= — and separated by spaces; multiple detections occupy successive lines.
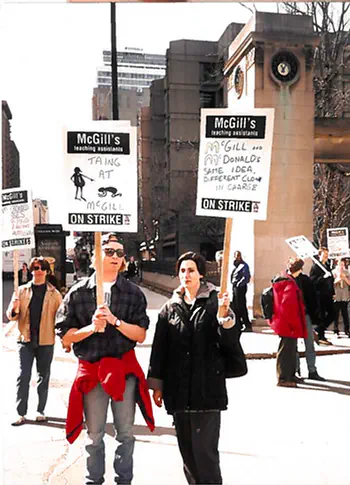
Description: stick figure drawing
xmin=70 ymin=167 xmax=94 ymax=201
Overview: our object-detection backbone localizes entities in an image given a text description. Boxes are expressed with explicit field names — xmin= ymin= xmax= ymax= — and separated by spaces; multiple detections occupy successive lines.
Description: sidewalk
xmin=3 ymin=286 xmax=350 ymax=485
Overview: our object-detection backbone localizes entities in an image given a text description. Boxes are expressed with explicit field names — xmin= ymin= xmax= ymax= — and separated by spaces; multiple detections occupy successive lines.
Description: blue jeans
xmin=296 ymin=314 xmax=316 ymax=374
xmin=83 ymin=376 xmax=136 ymax=485
xmin=16 ymin=342 xmax=54 ymax=416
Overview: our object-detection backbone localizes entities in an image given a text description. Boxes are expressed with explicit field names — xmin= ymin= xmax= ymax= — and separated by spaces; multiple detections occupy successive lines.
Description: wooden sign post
xmin=218 ymin=218 xmax=233 ymax=317
xmin=13 ymin=249 xmax=19 ymax=295
xmin=195 ymin=108 xmax=275 ymax=319
xmin=94 ymin=232 xmax=106 ymax=332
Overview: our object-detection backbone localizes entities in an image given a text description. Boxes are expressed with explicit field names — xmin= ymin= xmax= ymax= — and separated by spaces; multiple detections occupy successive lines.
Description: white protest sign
xmin=327 ymin=227 xmax=349 ymax=259
xmin=196 ymin=108 xmax=274 ymax=220
xmin=285 ymin=235 xmax=331 ymax=277
xmin=63 ymin=122 xmax=137 ymax=232
xmin=1 ymin=188 xmax=35 ymax=250
xmin=285 ymin=235 xmax=318 ymax=259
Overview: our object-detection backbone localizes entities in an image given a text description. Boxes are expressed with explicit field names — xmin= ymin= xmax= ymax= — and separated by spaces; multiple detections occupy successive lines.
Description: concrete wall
xmin=226 ymin=12 xmax=317 ymax=313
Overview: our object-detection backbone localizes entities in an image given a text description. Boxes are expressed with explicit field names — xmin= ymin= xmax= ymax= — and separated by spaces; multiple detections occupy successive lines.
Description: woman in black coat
xmin=147 ymin=251 xmax=236 ymax=485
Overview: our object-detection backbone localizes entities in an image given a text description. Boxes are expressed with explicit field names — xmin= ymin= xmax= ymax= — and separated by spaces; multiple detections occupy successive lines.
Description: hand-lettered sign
xmin=63 ymin=121 xmax=137 ymax=232
xmin=285 ymin=235 xmax=318 ymax=259
xmin=196 ymin=108 xmax=274 ymax=220
xmin=327 ymin=227 xmax=349 ymax=259
xmin=1 ymin=188 xmax=35 ymax=250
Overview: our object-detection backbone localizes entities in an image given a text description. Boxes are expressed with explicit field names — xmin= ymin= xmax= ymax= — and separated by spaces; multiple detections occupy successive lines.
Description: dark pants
xmin=276 ymin=337 xmax=297 ymax=382
xmin=173 ymin=411 xmax=222 ymax=485
xmin=316 ymin=295 xmax=336 ymax=339
xmin=231 ymin=285 xmax=251 ymax=330
xmin=334 ymin=301 xmax=350 ymax=333
xmin=16 ymin=342 xmax=54 ymax=416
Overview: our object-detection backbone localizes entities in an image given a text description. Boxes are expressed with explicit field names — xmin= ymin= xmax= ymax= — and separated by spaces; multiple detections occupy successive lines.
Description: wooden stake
xmin=13 ymin=249 xmax=19 ymax=295
xmin=4 ymin=250 xmax=20 ymax=337
xmin=94 ymin=232 xmax=104 ymax=306
xmin=218 ymin=218 xmax=233 ymax=317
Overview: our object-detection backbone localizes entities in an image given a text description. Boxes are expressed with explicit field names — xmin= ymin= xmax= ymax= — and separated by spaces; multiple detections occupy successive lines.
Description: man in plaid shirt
xmin=55 ymin=233 xmax=150 ymax=485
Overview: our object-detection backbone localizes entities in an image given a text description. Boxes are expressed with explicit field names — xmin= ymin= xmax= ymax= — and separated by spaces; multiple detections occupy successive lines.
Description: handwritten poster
xmin=285 ymin=235 xmax=318 ymax=259
xmin=327 ymin=228 xmax=349 ymax=259
xmin=1 ymin=188 xmax=35 ymax=250
xmin=63 ymin=122 xmax=137 ymax=232
xmin=196 ymin=108 xmax=274 ymax=220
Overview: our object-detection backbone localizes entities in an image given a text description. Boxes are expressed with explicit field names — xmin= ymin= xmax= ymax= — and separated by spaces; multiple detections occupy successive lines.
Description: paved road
xmin=2 ymin=287 xmax=350 ymax=485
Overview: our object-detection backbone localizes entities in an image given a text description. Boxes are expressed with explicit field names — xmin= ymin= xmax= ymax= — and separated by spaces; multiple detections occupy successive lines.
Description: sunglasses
xmin=33 ymin=266 xmax=46 ymax=271
xmin=103 ymin=248 xmax=125 ymax=258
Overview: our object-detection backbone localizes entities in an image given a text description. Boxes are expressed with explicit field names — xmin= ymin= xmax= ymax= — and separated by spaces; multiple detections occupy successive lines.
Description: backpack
xmin=260 ymin=286 xmax=274 ymax=320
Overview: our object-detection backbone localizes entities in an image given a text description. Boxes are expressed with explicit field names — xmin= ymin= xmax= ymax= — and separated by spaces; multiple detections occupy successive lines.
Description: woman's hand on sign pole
xmin=218 ymin=292 xmax=231 ymax=317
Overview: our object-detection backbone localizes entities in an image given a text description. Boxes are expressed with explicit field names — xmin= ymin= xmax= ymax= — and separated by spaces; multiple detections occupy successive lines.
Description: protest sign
xmin=63 ymin=122 xmax=137 ymax=232
xmin=285 ymin=235 xmax=318 ymax=259
xmin=327 ymin=228 xmax=349 ymax=259
xmin=285 ymin=235 xmax=331 ymax=277
xmin=1 ymin=188 xmax=35 ymax=250
xmin=196 ymin=108 xmax=274 ymax=221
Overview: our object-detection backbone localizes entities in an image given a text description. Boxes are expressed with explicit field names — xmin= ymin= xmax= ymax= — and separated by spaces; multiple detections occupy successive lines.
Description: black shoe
xmin=318 ymin=337 xmax=332 ymax=346
xmin=308 ymin=371 xmax=326 ymax=381
xmin=292 ymin=375 xmax=304 ymax=383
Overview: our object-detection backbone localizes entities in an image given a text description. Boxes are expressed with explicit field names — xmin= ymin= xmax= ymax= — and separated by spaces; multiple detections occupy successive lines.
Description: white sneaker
xmin=36 ymin=412 xmax=47 ymax=422
xmin=11 ymin=415 xmax=26 ymax=426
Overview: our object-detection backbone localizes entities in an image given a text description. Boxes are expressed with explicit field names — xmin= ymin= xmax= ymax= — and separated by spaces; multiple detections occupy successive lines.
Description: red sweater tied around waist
xmin=66 ymin=349 xmax=155 ymax=444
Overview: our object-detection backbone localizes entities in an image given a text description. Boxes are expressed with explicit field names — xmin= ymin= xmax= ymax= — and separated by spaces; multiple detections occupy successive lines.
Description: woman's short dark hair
xmin=29 ymin=256 xmax=51 ymax=273
xmin=175 ymin=251 xmax=206 ymax=277
xmin=287 ymin=257 xmax=304 ymax=273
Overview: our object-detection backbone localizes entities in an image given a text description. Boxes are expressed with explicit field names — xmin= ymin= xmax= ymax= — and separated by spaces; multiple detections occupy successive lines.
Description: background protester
xmin=148 ymin=251 xmax=239 ymax=485
xmin=332 ymin=258 xmax=350 ymax=337
xmin=309 ymin=247 xmax=335 ymax=345
xmin=18 ymin=262 xmax=32 ymax=285
xmin=287 ymin=257 xmax=325 ymax=381
xmin=269 ymin=268 xmax=307 ymax=388
xmin=6 ymin=257 xmax=62 ymax=426
xmin=126 ymin=256 xmax=138 ymax=282
xmin=230 ymin=250 xmax=252 ymax=332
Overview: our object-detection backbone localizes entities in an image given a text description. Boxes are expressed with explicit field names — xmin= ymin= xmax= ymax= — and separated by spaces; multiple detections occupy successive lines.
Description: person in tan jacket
xmin=6 ymin=256 xmax=62 ymax=426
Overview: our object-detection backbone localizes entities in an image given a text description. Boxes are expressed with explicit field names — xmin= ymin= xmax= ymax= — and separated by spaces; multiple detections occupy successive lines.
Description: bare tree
xmin=281 ymin=2 xmax=350 ymax=117
xmin=279 ymin=2 xmax=350 ymax=244
xmin=313 ymin=163 xmax=350 ymax=247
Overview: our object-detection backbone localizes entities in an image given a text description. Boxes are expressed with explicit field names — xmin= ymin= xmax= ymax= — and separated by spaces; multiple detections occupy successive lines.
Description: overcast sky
xmin=1 ymin=1 xmax=278 ymax=227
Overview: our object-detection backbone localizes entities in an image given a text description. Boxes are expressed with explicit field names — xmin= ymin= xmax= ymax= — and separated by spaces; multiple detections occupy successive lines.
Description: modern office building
xmin=92 ymin=47 xmax=166 ymax=125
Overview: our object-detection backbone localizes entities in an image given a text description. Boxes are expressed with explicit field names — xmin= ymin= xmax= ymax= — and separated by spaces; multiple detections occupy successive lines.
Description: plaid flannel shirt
xmin=55 ymin=273 xmax=149 ymax=363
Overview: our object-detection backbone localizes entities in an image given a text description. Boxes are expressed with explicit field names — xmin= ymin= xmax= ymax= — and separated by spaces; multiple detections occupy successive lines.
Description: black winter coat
xmin=309 ymin=259 xmax=335 ymax=298
xmin=293 ymin=273 xmax=320 ymax=324
xmin=147 ymin=282 xmax=236 ymax=415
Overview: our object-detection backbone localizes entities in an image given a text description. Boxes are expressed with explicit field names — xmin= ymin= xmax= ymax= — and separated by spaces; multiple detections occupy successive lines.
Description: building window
xmin=200 ymin=91 xmax=216 ymax=108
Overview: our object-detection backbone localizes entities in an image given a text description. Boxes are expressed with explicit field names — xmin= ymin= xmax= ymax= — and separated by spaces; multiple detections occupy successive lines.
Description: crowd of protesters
xmin=5 ymin=238 xmax=350 ymax=484
xmin=269 ymin=248 xmax=350 ymax=388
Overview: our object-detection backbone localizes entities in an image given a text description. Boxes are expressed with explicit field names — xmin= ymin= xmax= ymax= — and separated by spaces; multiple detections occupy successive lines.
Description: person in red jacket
xmin=270 ymin=271 xmax=307 ymax=387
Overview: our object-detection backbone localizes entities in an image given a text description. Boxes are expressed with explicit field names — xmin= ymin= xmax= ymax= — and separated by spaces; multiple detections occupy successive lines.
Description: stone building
xmin=139 ymin=12 xmax=349 ymax=315
xmin=2 ymin=100 xmax=20 ymax=189
xmin=140 ymin=24 xmax=244 ymax=262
